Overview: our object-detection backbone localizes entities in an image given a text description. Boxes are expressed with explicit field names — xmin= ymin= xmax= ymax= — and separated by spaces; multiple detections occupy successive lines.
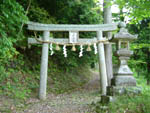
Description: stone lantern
xmin=112 ymin=22 xmax=137 ymax=88
xmin=101 ymin=22 xmax=140 ymax=104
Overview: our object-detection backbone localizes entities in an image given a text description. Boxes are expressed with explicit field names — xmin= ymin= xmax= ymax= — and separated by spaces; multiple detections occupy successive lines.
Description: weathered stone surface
xmin=112 ymin=76 xmax=136 ymax=86
xmin=28 ymin=37 xmax=99 ymax=45
xmin=125 ymin=86 xmax=142 ymax=94
xmin=116 ymin=49 xmax=133 ymax=57
xmin=118 ymin=22 xmax=126 ymax=28
xmin=107 ymin=86 xmax=142 ymax=96
xmin=39 ymin=31 xmax=49 ymax=100
xmin=114 ymin=65 xmax=133 ymax=76
xmin=111 ymin=23 xmax=137 ymax=88
xmin=114 ymin=49 xmax=134 ymax=76
xmin=97 ymin=31 xmax=108 ymax=95
xmin=113 ymin=22 xmax=137 ymax=41
xmin=27 ymin=21 xmax=118 ymax=31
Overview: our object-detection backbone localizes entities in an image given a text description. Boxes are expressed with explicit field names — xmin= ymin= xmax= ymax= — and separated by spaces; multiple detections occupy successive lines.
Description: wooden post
xmin=39 ymin=31 xmax=49 ymax=100
xmin=103 ymin=0 xmax=113 ymax=86
xmin=97 ymin=31 xmax=108 ymax=95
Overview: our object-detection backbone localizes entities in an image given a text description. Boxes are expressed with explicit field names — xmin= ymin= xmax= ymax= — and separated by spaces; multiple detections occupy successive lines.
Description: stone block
xmin=111 ymin=76 xmax=136 ymax=86
xmin=107 ymin=86 xmax=142 ymax=96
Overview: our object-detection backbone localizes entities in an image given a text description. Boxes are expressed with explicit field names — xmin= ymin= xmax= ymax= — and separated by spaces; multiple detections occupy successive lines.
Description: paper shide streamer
xmin=79 ymin=45 xmax=83 ymax=57
xmin=94 ymin=43 xmax=98 ymax=54
xmin=63 ymin=45 xmax=67 ymax=57
xmin=50 ymin=43 xmax=54 ymax=55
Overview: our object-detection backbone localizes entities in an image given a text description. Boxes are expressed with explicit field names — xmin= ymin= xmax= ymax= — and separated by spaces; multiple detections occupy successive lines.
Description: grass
xmin=47 ymin=65 xmax=92 ymax=94
xmin=94 ymin=72 xmax=150 ymax=113
xmin=0 ymin=65 xmax=92 ymax=112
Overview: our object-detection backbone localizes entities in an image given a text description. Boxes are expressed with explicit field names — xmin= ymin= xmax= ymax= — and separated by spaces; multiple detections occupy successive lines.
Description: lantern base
xmin=107 ymin=86 xmax=142 ymax=96
xmin=111 ymin=75 xmax=136 ymax=86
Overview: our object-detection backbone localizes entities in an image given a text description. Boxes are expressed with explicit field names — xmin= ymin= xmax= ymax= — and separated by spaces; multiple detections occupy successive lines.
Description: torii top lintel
xmin=27 ymin=21 xmax=118 ymax=32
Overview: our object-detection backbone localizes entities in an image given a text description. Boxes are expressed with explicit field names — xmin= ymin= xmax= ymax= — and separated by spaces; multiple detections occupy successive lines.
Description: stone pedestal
xmin=112 ymin=76 xmax=136 ymax=86
xmin=112 ymin=49 xmax=136 ymax=87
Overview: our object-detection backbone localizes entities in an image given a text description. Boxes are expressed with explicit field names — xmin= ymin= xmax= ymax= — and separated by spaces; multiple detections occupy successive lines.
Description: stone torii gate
xmin=27 ymin=22 xmax=117 ymax=100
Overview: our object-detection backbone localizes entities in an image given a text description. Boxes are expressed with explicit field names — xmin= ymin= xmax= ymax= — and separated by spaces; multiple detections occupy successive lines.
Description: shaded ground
xmin=0 ymin=71 xmax=100 ymax=113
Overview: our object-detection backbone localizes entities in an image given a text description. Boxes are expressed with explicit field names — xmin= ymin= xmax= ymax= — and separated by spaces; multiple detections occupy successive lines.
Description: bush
xmin=0 ymin=0 xmax=29 ymax=98
xmin=0 ymin=0 xmax=27 ymax=65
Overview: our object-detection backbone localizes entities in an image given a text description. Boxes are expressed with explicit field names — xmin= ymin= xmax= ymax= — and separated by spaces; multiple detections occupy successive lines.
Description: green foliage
xmin=127 ymin=19 xmax=150 ymax=83
xmin=0 ymin=0 xmax=29 ymax=99
xmin=38 ymin=0 xmax=102 ymax=24
xmin=0 ymin=56 xmax=40 ymax=99
xmin=115 ymin=0 xmax=150 ymax=23
xmin=107 ymin=94 xmax=150 ymax=113
xmin=28 ymin=5 xmax=56 ymax=24
xmin=0 ymin=0 xmax=27 ymax=63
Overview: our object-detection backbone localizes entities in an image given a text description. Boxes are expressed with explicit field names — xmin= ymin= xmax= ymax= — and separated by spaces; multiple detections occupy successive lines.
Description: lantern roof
xmin=113 ymin=22 xmax=137 ymax=41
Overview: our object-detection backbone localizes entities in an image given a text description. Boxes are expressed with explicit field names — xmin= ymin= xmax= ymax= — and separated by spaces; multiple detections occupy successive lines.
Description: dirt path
xmin=1 ymin=71 xmax=100 ymax=113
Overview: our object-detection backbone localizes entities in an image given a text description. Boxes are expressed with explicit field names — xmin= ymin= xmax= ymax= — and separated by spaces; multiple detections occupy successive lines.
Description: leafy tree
xmin=38 ymin=0 xmax=102 ymax=24
xmin=128 ymin=19 xmax=150 ymax=84
xmin=115 ymin=0 xmax=150 ymax=23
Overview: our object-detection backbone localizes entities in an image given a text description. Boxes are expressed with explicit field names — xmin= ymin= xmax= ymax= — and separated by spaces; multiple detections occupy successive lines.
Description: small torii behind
xmin=27 ymin=22 xmax=117 ymax=100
